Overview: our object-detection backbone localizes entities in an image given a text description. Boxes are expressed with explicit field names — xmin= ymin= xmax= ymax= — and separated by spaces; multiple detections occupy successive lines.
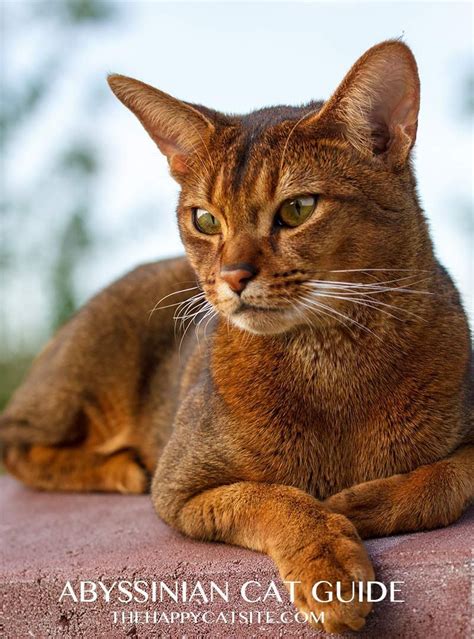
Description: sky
xmin=5 ymin=1 xmax=474 ymax=345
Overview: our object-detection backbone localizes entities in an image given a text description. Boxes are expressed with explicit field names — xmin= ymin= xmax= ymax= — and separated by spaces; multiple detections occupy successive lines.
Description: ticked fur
xmin=1 ymin=41 xmax=472 ymax=634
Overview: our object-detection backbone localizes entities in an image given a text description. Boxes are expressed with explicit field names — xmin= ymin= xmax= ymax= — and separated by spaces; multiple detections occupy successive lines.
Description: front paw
xmin=324 ymin=479 xmax=397 ymax=538
xmin=275 ymin=513 xmax=375 ymax=633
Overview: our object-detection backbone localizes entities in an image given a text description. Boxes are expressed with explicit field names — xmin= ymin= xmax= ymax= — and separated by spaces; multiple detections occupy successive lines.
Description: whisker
xmin=178 ymin=307 xmax=205 ymax=359
xmin=306 ymin=291 xmax=423 ymax=322
xmin=307 ymin=273 xmax=428 ymax=287
xmin=148 ymin=285 xmax=201 ymax=320
xmin=174 ymin=297 xmax=202 ymax=334
xmin=203 ymin=309 xmax=219 ymax=341
xmin=152 ymin=295 xmax=202 ymax=313
xmin=293 ymin=298 xmax=326 ymax=332
xmin=194 ymin=303 xmax=214 ymax=345
xmin=173 ymin=297 xmax=207 ymax=321
xmin=174 ymin=295 xmax=206 ymax=340
xmin=324 ymin=268 xmax=429 ymax=274
xmin=329 ymin=273 xmax=429 ymax=289
xmin=175 ymin=308 xmax=209 ymax=340
xmin=302 ymin=283 xmax=427 ymax=320
xmin=277 ymin=291 xmax=316 ymax=333
xmin=298 ymin=296 xmax=358 ymax=338
xmin=301 ymin=294 xmax=382 ymax=341
xmin=305 ymin=276 xmax=433 ymax=296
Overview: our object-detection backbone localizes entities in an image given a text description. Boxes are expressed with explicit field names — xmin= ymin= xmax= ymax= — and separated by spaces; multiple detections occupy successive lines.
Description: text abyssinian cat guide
xmin=2 ymin=41 xmax=472 ymax=633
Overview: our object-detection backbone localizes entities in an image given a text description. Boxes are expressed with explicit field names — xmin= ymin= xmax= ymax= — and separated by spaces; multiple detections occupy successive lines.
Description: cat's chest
xmin=229 ymin=401 xmax=355 ymax=498
xmin=211 ymin=331 xmax=437 ymax=497
xmin=213 ymin=336 xmax=360 ymax=429
xmin=217 ymin=358 xmax=359 ymax=497
xmin=218 ymin=369 xmax=437 ymax=500
xmin=232 ymin=409 xmax=434 ymax=500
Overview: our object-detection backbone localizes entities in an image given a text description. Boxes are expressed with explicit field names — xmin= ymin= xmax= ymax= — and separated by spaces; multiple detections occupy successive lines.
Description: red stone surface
xmin=0 ymin=476 xmax=471 ymax=638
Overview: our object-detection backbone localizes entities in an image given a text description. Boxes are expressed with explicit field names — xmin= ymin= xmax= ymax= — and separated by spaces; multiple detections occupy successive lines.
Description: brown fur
xmin=1 ymin=41 xmax=472 ymax=633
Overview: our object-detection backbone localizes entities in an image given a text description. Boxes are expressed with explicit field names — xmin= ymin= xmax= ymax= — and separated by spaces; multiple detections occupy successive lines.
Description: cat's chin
xmin=229 ymin=308 xmax=301 ymax=335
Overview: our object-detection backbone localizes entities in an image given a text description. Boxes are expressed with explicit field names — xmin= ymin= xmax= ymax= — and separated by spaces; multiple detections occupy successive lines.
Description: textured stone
xmin=0 ymin=477 xmax=471 ymax=638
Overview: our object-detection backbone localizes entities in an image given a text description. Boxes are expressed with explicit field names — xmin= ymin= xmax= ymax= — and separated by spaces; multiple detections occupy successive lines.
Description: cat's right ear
xmin=107 ymin=75 xmax=215 ymax=178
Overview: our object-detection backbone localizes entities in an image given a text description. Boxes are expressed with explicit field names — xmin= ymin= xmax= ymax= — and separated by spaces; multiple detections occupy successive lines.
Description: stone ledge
xmin=0 ymin=476 xmax=472 ymax=638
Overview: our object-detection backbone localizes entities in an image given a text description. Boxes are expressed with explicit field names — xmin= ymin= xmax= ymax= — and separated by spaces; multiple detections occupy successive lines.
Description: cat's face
xmin=175 ymin=117 xmax=416 ymax=334
xmin=109 ymin=40 xmax=421 ymax=335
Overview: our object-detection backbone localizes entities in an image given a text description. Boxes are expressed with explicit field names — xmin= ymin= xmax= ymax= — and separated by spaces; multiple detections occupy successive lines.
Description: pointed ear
xmin=311 ymin=41 xmax=420 ymax=167
xmin=107 ymin=74 xmax=215 ymax=177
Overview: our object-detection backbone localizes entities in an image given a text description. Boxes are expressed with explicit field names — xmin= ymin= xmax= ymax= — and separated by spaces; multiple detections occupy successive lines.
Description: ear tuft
xmin=313 ymin=41 xmax=420 ymax=166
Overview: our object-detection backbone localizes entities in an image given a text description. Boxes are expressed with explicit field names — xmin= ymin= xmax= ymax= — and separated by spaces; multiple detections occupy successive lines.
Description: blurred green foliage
xmin=39 ymin=0 xmax=116 ymax=23
xmin=1 ymin=0 xmax=119 ymax=409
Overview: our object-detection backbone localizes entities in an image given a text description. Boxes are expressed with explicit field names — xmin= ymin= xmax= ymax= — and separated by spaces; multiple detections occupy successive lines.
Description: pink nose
xmin=220 ymin=264 xmax=257 ymax=294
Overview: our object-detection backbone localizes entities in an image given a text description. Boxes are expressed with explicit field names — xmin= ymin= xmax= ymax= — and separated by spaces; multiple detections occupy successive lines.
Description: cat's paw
xmin=324 ymin=482 xmax=392 ymax=539
xmin=325 ymin=470 xmax=468 ymax=538
xmin=275 ymin=513 xmax=374 ymax=633
xmin=103 ymin=452 xmax=149 ymax=494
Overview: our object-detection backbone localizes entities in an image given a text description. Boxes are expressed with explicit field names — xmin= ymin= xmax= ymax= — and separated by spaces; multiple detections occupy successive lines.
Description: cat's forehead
xmin=208 ymin=137 xmax=275 ymax=223
xmin=203 ymin=101 xmax=325 ymax=220
xmin=236 ymin=102 xmax=323 ymax=129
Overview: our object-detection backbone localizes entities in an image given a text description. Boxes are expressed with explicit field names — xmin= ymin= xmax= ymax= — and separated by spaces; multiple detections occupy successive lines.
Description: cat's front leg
xmin=324 ymin=444 xmax=474 ymax=539
xmin=153 ymin=477 xmax=374 ymax=633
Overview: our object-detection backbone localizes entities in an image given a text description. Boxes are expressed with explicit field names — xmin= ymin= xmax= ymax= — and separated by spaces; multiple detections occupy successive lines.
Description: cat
xmin=1 ymin=40 xmax=472 ymax=634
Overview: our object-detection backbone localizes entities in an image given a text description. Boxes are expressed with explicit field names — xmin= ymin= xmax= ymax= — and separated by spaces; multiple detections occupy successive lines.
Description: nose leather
xmin=220 ymin=263 xmax=257 ymax=294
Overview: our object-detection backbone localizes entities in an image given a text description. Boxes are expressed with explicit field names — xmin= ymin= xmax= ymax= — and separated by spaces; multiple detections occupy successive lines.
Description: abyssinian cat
xmin=1 ymin=41 xmax=473 ymax=633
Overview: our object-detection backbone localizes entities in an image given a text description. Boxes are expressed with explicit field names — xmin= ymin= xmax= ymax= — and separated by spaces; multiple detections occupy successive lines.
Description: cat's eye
xmin=275 ymin=195 xmax=318 ymax=228
xmin=193 ymin=208 xmax=222 ymax=235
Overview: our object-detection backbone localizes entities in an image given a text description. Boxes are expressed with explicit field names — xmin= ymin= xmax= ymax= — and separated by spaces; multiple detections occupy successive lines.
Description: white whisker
xmin=309 ymin=292 xmax=418 ymax=322
xmin=148 ymin=285 xmax=201 ymax=320
xmin=174 ymin=294 xmax=206 ymax=340
xmin=173 ymin=296 xmax=207 ymax=321
xmin=301 ymin=294 xmax=382 ymax=341
xmin=304 ymin=277 xmax=433 ymax=297
xmin=194 ymin=304 xmax=215 ymax=344
xmin=203 ymin=309 xmax=219 ymax=341
xmin=298 ymin=297 xmax=358 ymax=338
xmin=178 ymin=309 xmax=203 ymax=359
xmin=302 ymin=287 xmax=426 ymax=322
xmin=326 ymin=268 xmax=429 ymax=273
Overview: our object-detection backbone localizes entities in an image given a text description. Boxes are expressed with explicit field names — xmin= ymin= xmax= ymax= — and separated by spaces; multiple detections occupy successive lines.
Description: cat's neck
xmin=210 ymin=299 xmax=427 ymax=414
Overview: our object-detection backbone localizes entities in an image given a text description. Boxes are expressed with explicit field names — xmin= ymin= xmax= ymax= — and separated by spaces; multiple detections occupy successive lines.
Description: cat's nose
xmin=220 ymin=263 xmax=258 ymax=294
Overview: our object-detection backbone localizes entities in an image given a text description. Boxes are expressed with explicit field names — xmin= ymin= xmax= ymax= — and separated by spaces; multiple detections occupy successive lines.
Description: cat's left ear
xmin=311 ymin=40 xmax=420 ymax=167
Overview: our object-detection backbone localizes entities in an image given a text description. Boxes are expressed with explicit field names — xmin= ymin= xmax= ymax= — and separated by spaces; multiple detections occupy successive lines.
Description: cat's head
xmin=109 ymin=41 xmax=423 ymax=335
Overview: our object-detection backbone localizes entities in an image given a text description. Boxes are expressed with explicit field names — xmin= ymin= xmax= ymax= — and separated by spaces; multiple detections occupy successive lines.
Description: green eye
xmin=275 ymin=195 xmax=318 ymax=228
xmin=193 ymin=208 xmax=222 ymax=235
